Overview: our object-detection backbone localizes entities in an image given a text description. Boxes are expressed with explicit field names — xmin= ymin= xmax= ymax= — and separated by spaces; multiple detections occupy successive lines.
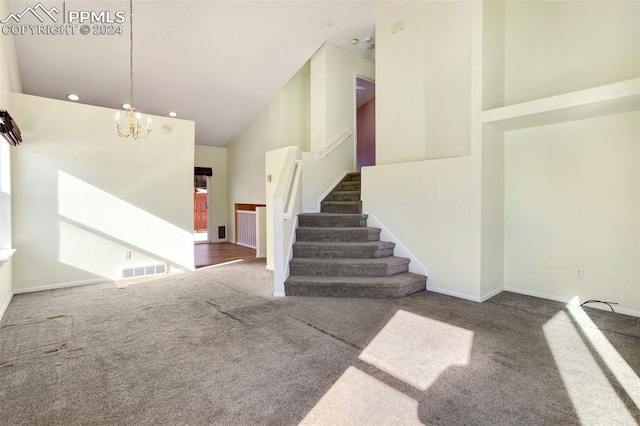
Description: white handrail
xmin=283 ymin=160 xmax=302 ymax=220
xmin=318 ymin=129 xmax=353 ymax=159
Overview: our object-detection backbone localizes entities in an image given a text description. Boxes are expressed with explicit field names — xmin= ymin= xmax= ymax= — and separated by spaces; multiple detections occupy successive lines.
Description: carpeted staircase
xmin=285 ymin=172 xmax=427 ymax=298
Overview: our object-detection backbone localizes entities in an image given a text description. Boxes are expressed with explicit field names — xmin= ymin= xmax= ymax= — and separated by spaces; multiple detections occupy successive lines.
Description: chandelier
xmin=115 ymin=0 xmax=151 ymax=139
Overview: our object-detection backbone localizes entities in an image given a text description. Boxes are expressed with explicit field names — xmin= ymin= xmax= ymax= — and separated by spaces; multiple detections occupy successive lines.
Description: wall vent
xmin=218 ymin=226 xmax=226 ymax=239
xmin=122 ymin=264 xmax=167 ymax=279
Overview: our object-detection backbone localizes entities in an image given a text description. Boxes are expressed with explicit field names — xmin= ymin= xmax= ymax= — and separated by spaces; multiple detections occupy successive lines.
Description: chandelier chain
xmin=115 ymin=0 xmax=150 ymax=139
xmin=129 ymin=0 xmax=134 ymax=109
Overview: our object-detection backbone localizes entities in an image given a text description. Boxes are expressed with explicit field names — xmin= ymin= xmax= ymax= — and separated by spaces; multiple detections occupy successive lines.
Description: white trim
xmin=0 ymin=248 xmax=17 ymax=263
xmin=273 ymin=291 xmax=286 ymax=298
xmin=364 ymin=214 xmax=428 ymax=276
xmin=504 ymin=286 xmax=640 ymax=318
xmin=316 ymin=171 xmax=351 ymax=212
xmin=427 ymin=285 xmax=482 ymax=303
xmin=0 ymin=292 xmax=13 ymax=322
xmin=318 ymin=129 xmax=353 ymax=160
xmin=283 ymin=160 xmax=302 ymax=220
xmin=206 ymin=175 xmax=212 ymax=243
xmin=480 ymin=287 xmax=504 ymax=302
xmin=13 ymin=278 xmax=112 ymax=294
xmin=482 ymin=78 xmax=640 ymax=131
xmin=284 ymin=215 xmax=298 ymax=284
xmin=236 ymin=242 xmax=256 ymax=249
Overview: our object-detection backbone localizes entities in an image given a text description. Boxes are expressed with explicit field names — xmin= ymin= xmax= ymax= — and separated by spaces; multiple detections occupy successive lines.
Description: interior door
xmin=194 ymin=174 xmax=209 ymax=243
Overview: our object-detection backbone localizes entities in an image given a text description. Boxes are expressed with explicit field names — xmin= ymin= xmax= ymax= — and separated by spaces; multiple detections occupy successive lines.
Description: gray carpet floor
xmin=1 ymin=258 xmax=639 ymax=425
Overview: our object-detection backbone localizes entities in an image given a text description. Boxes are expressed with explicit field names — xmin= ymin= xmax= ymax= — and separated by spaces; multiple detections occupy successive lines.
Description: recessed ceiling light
xmin=121 ymin=103 xmax=132 ymax=110
xmin=66 ymin=94 xmax=80 ymax=101
xmin=350 ymin=38 xmax=359 ymax=45
xmin=168 ymin=112 xmax=178 ymax=118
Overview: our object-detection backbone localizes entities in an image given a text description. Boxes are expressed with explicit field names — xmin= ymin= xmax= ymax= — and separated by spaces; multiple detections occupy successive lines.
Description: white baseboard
xmin=236 ymin=243 xmax=257 ymax=249
xmin=504 ymin=286 xmax=640 ymax=318
xmin=480 ymin=287 xmax=504 ymax=302
xmin=426 ymin=284 xmax=481 ymax=302
xmin=365 ymin=214 xmax=428 ymax=276
xmin=0 ymin=292 xmax=13 ymax=322
xmin=13 ymin=278 xmax=112 ymax=295
xmin=273 ymin=291 xmax=286 ymax=298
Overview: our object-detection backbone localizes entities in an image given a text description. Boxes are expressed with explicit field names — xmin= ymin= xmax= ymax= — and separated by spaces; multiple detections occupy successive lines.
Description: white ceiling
xmin=7 ymin=0 xmax=405 ymax=147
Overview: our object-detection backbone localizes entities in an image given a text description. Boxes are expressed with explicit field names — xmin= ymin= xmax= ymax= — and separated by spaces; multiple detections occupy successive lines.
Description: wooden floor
xmin=194 ymin=242 xmax=257 ymax=268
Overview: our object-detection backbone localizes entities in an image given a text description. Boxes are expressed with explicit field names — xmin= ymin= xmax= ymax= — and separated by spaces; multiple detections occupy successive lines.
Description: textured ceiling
xmin=7 ymin=0 xmax=403 ymax=146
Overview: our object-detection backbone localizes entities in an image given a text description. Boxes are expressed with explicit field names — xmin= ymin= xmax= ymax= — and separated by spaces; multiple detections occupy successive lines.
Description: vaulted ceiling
xmin=7 ymin=0 xmax=404 ymax=147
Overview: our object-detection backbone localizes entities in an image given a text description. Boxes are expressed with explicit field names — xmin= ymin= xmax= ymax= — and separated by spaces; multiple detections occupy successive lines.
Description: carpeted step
xmin=345 ymin=172 xmax=361 ymax=182
xmin=296 ymin=227 xmax=380 ymax=242
xmin=289 ymin=257 xmax=410 ymax=277
xmin=324 ymin=190 xmax=361 ymax=202
xmin=336 ymin=181 xmax=361 ymax=191
xmin=298 ymin=213 xmax=367 ymax=228
xmin=321 ymin=201 xmax=361 ymax=214
xmin=285 ymin=273 xmax=427 ymax=298
xmin=293 ymin=241 xmax=395 ymax=259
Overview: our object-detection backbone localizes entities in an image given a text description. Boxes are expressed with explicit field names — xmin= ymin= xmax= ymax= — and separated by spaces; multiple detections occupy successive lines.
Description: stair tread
xmin=294 ymin=241 xmax=394 ymax=248
xmin=286 ymin=272 xmax=426 ymax=288
xmin=297 ymin=227 xmax=379 ymax=232
xmin=322 ymin=201 xmax=361 ymax=205
xmin=298 ymin=213 xmax=367 ymax=218
xmin=290 ymin=257 xmax=409 ymax=266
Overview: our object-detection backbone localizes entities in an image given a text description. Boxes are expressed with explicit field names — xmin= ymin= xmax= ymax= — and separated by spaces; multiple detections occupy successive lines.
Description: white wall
xmin=364 ymin=1 xmax=484 ymax=301
xmin=504 ymin=112 xmax=640 ymax=313
xmin=302 ymin=140 xmax=354 ymax=212
xmin=10 ymin=93 xmax=195 ymax=291
xmin=499 ymin=0 xmax=640 ymax=315
xmin=304 ymin=44 xmax=374 ymax=212
xmin=195 ymin=145 xmax=228 ymax=242
xmin=227 ymin=67 xmax=310 ymax=242
xmin=376 ymin=2 xmax=473 ymax=163
xmin=265 ymin=147 xmax=295 ymax=270
xmin=0 ymin=0 xmax=21 ymax=319
xmin=310 ymin=44 xmax=374 ymax=153
xmin=480 ymin=125 xmax=504 ymax=299
xmin=504 ymin=0 xmax=640 ymax=105
xmin=482 ymin=0 xmax=505 ymax=110
xmin=362 ymin=158 xmax=482 ymax=300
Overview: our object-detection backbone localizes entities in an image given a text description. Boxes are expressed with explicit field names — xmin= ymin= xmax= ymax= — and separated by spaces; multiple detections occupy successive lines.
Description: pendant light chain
xmin=129 ymin=0 xmax=134 ymax=109
xmin=115 ymin=0 xmax=151 ymax=139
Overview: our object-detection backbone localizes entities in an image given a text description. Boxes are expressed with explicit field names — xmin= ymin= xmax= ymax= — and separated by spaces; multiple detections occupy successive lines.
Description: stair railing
xmin=318 ymin=129 xmax=353 ymax=160
xmin=283 ymin=160 xmax=302 ymax=220
xmin=270 ymin=147 xmax=303 ymax=297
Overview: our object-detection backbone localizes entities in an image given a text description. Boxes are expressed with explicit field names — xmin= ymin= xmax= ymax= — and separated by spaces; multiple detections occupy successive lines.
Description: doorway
xmin=356 ymin=76 xmax=375 ymax=172
xmin=194 ymin=173 xmax=209 ymax=243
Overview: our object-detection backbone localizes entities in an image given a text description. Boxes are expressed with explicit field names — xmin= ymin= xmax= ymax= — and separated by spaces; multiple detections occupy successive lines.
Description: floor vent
xmin=122 ymin=264 xmax=167 ymax=279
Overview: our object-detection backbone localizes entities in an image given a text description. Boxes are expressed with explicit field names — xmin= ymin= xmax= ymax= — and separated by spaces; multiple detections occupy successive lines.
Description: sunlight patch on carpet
xmin=359 ymin=310 xmax=474 ymax=390
xmin=299 ymin=366 xmax=422 ymax=425
xmin=543 ymin=310 xmax=637 ymax=424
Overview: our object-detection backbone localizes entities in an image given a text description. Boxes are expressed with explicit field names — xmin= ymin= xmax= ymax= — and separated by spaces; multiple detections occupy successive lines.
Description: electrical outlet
xmin=123 ymin=250 xmax=131 ymax=260
xmin=575 ymin=268 xmax=584 ymax=279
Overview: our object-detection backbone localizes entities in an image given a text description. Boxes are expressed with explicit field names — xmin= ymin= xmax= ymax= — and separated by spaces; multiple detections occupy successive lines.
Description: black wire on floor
xmin=580 ymin=299 xmax=619 ymax=313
